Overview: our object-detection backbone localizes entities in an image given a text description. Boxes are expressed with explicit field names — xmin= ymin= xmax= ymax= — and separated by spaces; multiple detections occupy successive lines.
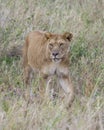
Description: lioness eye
xmin=60 ymin=43 xmax=64 ymax=47
xmin=49 ymin=43 xmax=53 ymax=49
xmin=49 ymin=43 xmax=53 ymax=47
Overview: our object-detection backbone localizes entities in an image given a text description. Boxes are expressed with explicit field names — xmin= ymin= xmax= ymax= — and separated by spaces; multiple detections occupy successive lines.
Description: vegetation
xmin=0 ymin=0 xmax=104 ymax=129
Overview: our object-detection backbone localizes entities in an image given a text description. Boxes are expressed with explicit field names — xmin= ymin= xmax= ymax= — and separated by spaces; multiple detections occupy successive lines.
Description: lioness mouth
xmin=53 ymin=57 xmax=62 ymax=62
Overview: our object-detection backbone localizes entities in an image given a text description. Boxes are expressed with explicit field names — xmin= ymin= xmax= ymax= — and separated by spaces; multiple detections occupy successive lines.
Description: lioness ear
xmin=44 ymin=32 xmax=52 ymax=39
xmin=63 ymin=32 xmax=73 ymax=41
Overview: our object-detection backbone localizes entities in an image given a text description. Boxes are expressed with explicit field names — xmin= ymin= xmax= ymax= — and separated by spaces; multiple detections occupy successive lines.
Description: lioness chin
xmin=23 ymin=31 xmax=74 ymax=107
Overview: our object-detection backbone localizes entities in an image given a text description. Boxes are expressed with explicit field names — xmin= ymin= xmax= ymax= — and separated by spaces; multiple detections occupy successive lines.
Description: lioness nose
xmin=52 ymin=52 xmax=59 ymax=56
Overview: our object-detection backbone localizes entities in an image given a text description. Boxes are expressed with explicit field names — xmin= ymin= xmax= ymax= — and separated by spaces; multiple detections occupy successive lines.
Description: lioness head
xmin=45 ymin=32 xmax=73 ymax=62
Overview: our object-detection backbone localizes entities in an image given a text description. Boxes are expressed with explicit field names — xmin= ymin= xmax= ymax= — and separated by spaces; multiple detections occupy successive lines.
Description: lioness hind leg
xmin=24 ymin=65 xmax=32 ymax=86
xmin=23 ymin=65 xmax=35 ymax=103
xmin=59 ymin=75 xmax=74 ymax=107
xmin=38 ymin=73 xmax=49 ymax=97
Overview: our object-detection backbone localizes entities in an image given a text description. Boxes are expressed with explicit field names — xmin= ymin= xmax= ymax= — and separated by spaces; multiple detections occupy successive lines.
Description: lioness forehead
xmin=49 ymin=39 xmax=66 ymax=43
xmin=49 ymin=35 xmax=67 ymax=43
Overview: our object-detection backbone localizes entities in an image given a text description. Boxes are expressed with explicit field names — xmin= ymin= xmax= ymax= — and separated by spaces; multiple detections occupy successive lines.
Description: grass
xmin=0 ymin=0 xmax=104 ymax=130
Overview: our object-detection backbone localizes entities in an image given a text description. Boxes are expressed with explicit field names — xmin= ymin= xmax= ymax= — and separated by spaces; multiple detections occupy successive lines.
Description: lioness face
xmin=46 ymin=32 xmax=73 ymax=62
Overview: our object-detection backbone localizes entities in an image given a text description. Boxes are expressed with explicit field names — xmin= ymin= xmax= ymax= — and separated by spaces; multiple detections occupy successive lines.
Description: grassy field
xmin=0 ymin=0 xmax=104 ymax=130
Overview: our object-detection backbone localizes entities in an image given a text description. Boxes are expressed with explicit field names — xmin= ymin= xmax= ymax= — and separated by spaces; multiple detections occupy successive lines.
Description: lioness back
xmin=23 ymin=31 xmax=48 ymax=69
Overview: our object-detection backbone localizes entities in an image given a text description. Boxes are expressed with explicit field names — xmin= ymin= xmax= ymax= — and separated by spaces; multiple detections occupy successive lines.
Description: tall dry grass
xmin=0 ymin=0 xmax=104 ymax=130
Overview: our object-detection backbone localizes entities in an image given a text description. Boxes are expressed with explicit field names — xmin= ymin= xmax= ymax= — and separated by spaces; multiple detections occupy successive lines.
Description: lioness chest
xmin=41 ymin=62 xmax=69 ymax=77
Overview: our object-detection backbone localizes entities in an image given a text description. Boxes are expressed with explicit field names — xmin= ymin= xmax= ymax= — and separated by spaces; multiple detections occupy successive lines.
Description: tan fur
xmin=23 ymin=31 xmax=74 ymax=107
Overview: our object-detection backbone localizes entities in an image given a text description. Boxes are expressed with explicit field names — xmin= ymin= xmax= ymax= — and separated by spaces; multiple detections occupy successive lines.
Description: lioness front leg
xmin=59 ymin=75 xmax=74 ymax=107
xmin=39 ymin=74 xmax=53 ymax=99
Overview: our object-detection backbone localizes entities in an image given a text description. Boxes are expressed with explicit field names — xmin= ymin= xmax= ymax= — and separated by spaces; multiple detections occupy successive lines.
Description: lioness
xmin=23 ymin=31 xmax=74 ymax=107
